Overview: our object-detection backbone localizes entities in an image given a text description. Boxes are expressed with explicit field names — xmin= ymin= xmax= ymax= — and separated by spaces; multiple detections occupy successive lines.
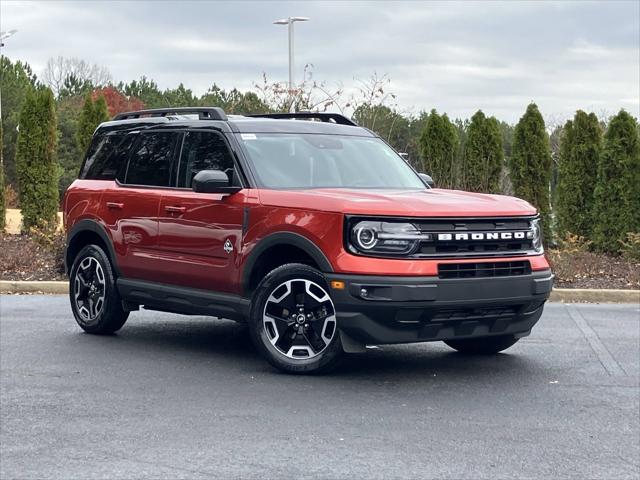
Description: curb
xmin=549 ymin=288 xmax=639 ymax=304
xmin=1 ymin=280 xmax=638 ymax=304
xmin=1 ymin=281 xmax=69 ymax=295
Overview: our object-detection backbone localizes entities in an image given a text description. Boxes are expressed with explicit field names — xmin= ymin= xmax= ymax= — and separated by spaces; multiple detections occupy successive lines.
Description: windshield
xmin=236 ymin=133 xmax=425 ymax=189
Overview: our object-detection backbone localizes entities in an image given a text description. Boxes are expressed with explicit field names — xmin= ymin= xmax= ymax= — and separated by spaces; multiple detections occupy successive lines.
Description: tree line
xmin=0 ymin=55 xmax=638 ymax=257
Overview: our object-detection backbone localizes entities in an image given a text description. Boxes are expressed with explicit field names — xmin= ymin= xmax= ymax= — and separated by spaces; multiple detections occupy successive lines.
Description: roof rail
xmin=248 ymin=112 xmax=358 ymax=127
xmin=113 ymin=107 xmax=228 ymax=121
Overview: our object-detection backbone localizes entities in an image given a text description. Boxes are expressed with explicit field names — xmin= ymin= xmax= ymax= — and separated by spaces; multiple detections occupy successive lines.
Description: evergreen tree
xmin=56 ymin=96 xmax=84 ymax=197
xmin=0 ymin=123 xmax=5 ymax=231
xmin=93 ymin=94 xmax=110 ymax=125
xmin=15 ymin=87 xmax=59 ymax=232
xmin=418 ymin=109 xmax=458 ymax=188
xmin=510 ymin=103 xmax=553 ymax=242
xmin=592 ymin=110 xmax=640 ymax=253
xmin=76 ymin=93 xmax=96 ymax=155
xmin=1 ymin=56 xmax=39 ymax=187
xmin=462 ymin=110 xmax=503 ymax=193
xmin=556 ymin=111 xmax=601 ymax=238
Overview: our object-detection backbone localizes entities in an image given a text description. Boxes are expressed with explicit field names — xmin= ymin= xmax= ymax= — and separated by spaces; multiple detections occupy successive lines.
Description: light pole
xmin=273 ymin=17 xmax=309 ymax=112
xmin=0 ymin=29 xmax=18 ymax=167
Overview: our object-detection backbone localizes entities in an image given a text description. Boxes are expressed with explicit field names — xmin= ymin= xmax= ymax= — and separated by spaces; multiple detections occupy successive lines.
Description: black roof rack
xmin=248 ymin=112 xmax=358 ymax=126
xmin=113 ymin=107 xmax=228 ymax=121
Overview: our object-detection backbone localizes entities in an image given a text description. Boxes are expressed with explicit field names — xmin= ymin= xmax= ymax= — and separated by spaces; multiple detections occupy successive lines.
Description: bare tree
xmin=43 ymin=56 xmax=112 ymax=96
xmin=254 ymin=65 xmax=344 ymax=113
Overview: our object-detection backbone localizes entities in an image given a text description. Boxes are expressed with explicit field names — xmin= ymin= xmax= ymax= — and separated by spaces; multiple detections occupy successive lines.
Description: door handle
xmin=106 ymin=202 xmax=124 ymax=210
xmin=164 ymin=206 xmax=187 ymax=214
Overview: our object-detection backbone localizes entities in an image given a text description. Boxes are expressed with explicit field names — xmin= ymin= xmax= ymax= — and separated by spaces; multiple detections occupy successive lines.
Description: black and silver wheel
xmin=74 ymin=256 xmax=106 ymax=322
xmin=69 ymin=244 xmax=129 ymax=334
xmin=444 ymin=334 xmax=519 ymax=354
xmin=249 ymin=264 xmax=343 ymax=374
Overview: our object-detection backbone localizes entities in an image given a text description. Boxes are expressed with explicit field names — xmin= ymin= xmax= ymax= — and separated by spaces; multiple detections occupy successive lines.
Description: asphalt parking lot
xmin=1 ymin=295 xmax=638 ymax=479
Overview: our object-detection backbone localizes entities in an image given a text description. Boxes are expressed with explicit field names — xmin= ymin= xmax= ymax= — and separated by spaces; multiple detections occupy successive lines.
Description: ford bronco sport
xmin=64 ymin=107 xmax=553 ymax=373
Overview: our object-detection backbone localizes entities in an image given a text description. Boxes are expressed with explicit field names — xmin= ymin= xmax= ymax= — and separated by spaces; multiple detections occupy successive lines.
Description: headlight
xmin=349 ymin=221 xmax=426 ymax=255
xmin=531 ymin=218 xmax=543 ymax=252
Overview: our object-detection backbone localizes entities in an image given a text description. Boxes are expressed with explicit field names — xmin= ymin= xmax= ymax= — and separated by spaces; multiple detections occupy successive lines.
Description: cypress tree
xmin=93 ymin=94 xmax=110 ymax=125
xmin=0 ymin=124 xmax=5 ymax=231
xmin=556 ymin=111 xmax=601 ymax=238
xmin=15 ymin=87 xmax=59 ymax=232
xmin=510 ymin=103 xmax=553 ymax=242
xmin=418 ymin=109 xmax=458 ymax=188
xmin=463 ymin=110 xmax=503 ymax=193
xmin=76 ymin=93 xmax=96 ymax=155
xmin=592 ymin=110 xmax=640 ymax=253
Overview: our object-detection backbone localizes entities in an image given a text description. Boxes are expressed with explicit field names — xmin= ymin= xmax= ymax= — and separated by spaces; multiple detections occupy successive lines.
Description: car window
xmin=125 ymin=132 xmax=181 ymax=187
xmin=177 ymin=131 xmax=236 ymax=188
xmin=80 ymin=134 xmax=135 ymax=180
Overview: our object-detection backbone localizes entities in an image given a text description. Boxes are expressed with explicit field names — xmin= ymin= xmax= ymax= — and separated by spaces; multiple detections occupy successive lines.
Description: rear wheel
xmin=249 ymin=264 xmax=343 ymax=374
xmin=444 ymin=334 xmax=519 ymax=354
xmin=69 ymin=244 xmax=128 ymax=334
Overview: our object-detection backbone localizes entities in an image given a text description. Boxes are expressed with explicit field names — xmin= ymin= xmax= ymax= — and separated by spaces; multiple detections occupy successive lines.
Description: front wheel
xmin=444 ymin=334 xmax=519 ymax=354
xmin=249 ymin=264 xmax=343 ymax=374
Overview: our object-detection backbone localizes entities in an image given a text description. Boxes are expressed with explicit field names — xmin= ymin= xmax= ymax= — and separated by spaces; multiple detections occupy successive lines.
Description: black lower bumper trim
xmin=326 ymin=270 xmax=553 ymax=345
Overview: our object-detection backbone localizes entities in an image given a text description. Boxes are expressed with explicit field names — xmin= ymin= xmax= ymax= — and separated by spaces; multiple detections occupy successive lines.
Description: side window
xmin=177 ymin=131 xmax=237 ymax=189
xmin=80 ymin=134 xmax=134 ymax=180
xmin=125 ymin=132 xmax=180 ymax=187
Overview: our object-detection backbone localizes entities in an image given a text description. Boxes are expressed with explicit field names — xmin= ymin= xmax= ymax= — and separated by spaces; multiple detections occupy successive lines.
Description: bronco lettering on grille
xmin=437 ymin=231 xmax=533 ymax=241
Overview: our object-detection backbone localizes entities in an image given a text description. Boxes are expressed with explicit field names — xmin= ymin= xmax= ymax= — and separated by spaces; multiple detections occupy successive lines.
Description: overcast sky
xmin=2 ymin=0 xmax=639 ymax=123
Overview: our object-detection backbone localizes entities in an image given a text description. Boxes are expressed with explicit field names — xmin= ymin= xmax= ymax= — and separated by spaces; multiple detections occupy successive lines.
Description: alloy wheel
xmin=262 ymin=279 xmax=337 ymax=359
xmin=74 ymin=257 xmax=106 ymax=322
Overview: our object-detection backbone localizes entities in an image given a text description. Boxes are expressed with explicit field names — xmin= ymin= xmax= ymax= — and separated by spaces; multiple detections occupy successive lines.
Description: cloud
xmin=1 ymin=0 xmax=638 ymax=122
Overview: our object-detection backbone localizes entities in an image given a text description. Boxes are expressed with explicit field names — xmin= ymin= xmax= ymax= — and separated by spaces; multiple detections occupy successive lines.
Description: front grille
xmin=414 ymin=217 xmax=536 ymax=258
xmin=438 ymin=261 xmax=532 ymax=279
xmin=431 ymin=305 xmax=520 ymax=321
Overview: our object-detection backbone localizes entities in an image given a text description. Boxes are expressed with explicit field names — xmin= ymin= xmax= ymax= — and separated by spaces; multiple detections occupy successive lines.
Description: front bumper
xmin=326 ymin=270 xmax=553 ymax=345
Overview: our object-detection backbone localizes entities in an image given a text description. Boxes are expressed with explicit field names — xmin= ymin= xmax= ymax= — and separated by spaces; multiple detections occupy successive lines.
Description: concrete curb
xmin=1 ymin=280 xmax=638 ymax=304
xmin=549 ymin=288 xmax=639 ymax=304
xmin=1 ymin=281 xmax=69 ymax=295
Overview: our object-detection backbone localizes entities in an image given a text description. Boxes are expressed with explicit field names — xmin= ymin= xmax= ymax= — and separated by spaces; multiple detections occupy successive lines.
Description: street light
xmin=273 ymin=16 xmax=309 ymax=112
xmin=0 ymin=29 xmax=18 ymax=167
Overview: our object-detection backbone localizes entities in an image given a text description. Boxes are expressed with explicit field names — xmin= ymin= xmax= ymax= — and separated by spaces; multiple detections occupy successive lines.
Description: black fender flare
xmin=241 ymin=232 xmax=333 ymax=294
xmin=66 ymin=219 xmax=120 ymax=276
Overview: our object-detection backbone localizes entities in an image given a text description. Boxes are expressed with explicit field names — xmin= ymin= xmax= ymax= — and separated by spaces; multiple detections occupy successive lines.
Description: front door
xmin=156 ymin=130 xmax=246 ymax=293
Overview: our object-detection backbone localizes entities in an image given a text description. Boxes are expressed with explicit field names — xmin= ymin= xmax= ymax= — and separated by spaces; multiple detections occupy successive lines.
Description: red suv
xmin=64 ymin=107 xmax=553 ymax=373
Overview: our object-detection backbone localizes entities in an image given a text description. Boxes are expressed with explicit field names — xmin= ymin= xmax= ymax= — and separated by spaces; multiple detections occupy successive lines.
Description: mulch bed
xmin=0 ymin=234 xmax=66 ymax=281
xmin=0 ymin=233 xmax=638 ymax=289
xmin=547 ymin=249 xmax=639 ymax=290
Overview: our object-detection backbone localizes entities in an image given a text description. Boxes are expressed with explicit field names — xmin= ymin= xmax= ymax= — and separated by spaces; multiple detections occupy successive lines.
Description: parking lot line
xmin=565 ymin=304 xmax=627 ymax=377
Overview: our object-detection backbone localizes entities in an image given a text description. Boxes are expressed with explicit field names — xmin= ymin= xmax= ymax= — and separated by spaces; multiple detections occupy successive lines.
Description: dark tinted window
xmin=125 ymin=132 xmax=180 ymax=186
xmin=81 ymin=134 xmax=134 ymax=180
xmin=177 ymin=131 xmax=236 ymax=188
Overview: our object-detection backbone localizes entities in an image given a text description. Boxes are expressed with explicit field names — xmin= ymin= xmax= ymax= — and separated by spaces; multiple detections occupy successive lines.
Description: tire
xmin=69 ymin=244 xmax=129 ymax=334
xmin=249 ymin=263 xmax=343 ymax=374
xmin=444 ymin=334 xmax=519 ymax=354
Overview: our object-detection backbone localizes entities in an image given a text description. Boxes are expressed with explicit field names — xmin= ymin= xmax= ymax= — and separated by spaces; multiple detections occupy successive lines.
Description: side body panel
xmin=155 ymin=189 xmax=249 ymax=293
xmin=97 ymin=182 xmax=162 ymax=281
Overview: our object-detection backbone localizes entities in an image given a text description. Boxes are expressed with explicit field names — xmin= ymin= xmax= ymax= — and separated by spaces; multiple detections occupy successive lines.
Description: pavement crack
xmin=566 ymin=304 xmax=627 ymax=377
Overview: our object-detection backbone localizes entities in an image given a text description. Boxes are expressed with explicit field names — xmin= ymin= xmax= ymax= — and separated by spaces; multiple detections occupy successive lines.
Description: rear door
xmin=156 ymin=130 xmax=246 ymax=293
xmin=101 ymin=130 xmax=182 ymax=281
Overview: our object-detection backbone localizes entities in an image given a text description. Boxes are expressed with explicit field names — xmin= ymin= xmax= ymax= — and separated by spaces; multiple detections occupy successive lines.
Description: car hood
xmin=258 ymin=188 xmax=537 ymax=217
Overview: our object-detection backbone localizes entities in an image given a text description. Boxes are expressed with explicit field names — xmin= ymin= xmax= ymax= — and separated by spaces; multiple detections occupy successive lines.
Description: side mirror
xmin=419 ymin=173 xmax=435 ymax=188
xmin=192 ymin=170 xmax=242 ymax=194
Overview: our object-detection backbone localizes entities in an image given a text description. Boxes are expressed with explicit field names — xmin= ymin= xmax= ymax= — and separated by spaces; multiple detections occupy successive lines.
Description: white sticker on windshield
xmin=241 ymin=133 xmax=257 ymax=140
